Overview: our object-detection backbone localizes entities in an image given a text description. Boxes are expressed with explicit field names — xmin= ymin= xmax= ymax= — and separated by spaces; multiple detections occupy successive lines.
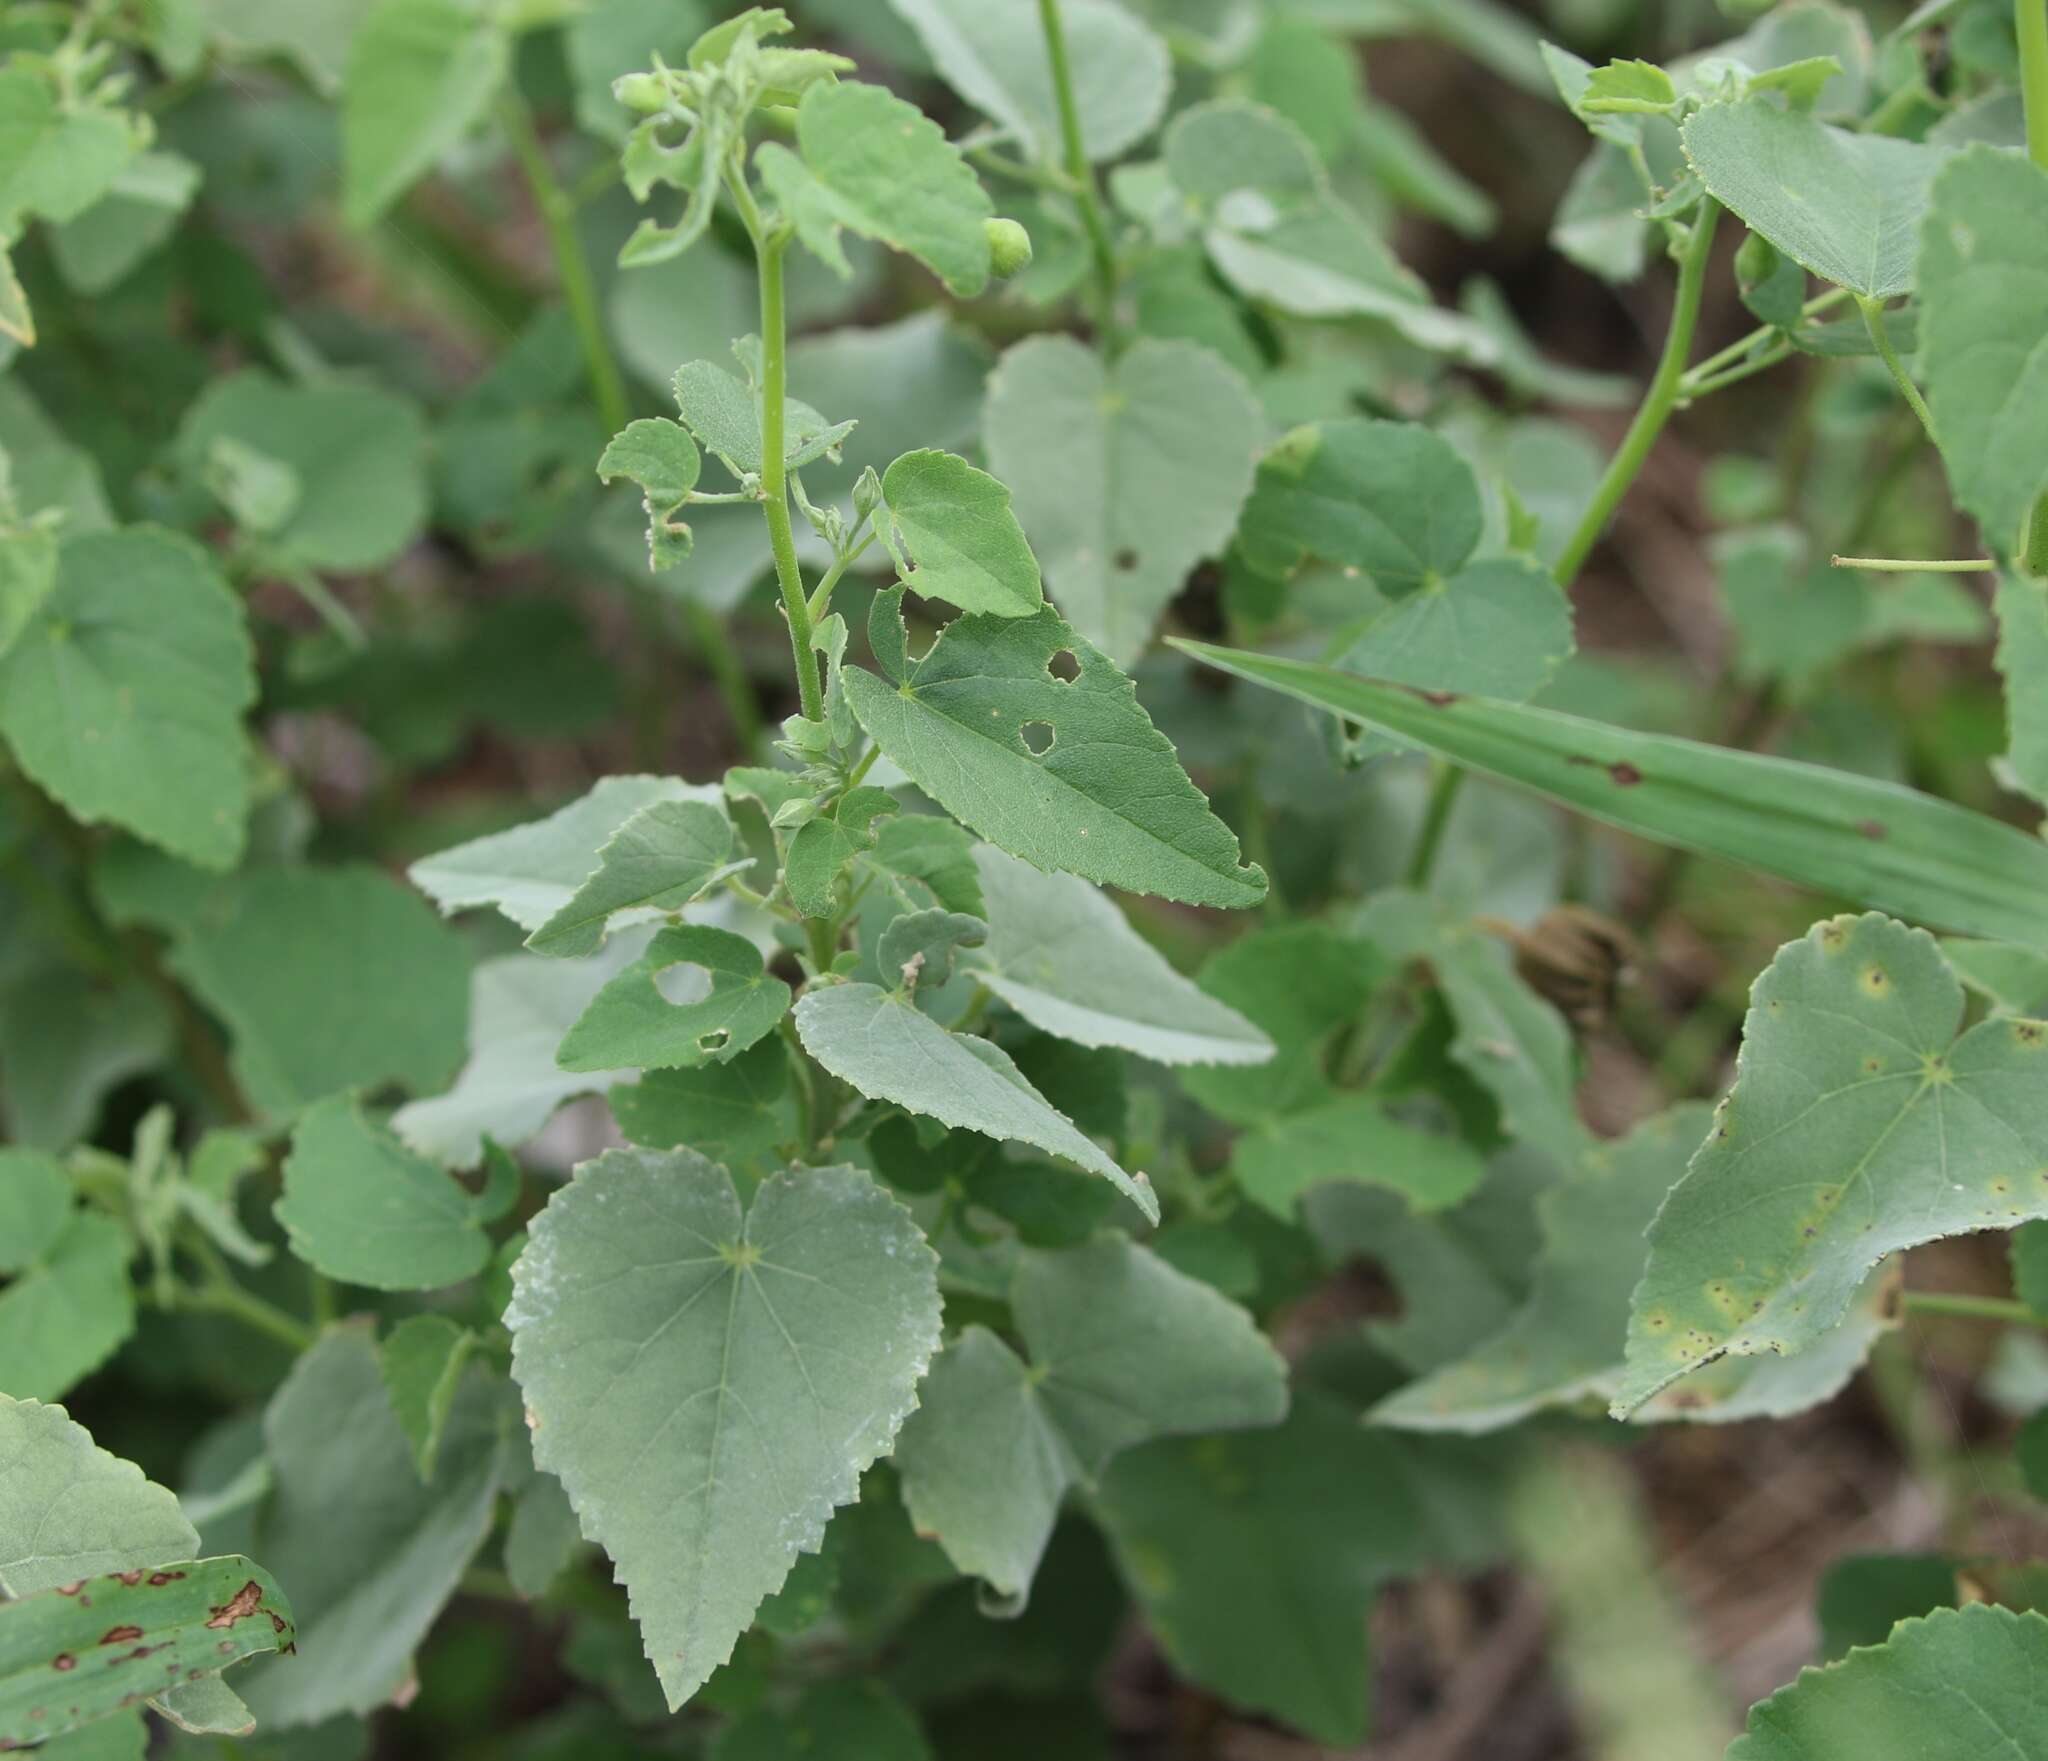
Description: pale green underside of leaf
xmin=969 ymin=846 xmax=1272 ymax=1066
xmin=341 ymin=0 xmax=509 ymax=229
xmin=844 ymin=609 xmax=1263 ymax=910
xmin=1681 ymin=97 xmax=1944 ymax=299
xmin=0 ymin=527 xmax=253 ymax=871
xmin=1918 ymin=148 xmax=2048 ymax=555
xmin=1374 ymin=1106 xmax=1899 ymax=1433
xmin=1729 ymin=1604 xmax=2048 ymax=1759
xmin=894 ymin=1237 xmax=1285 ymax=1605
xmin=528 ymin=802 xmax=745 ymax=962
xmin=507 ymin=1149 xmax=940 ymax=1711
xmin=410 ymin=776 xmax=722 ymax=933
xmin=1173 ymin=642 xmax=2048 ymax=948
xmin=981 ymin=334 xmax=1261 ymax=662
xmin=1615 ymin=914 xmax=2048 ymax=1415
xmin=392 ymin=942 xmax=644 ymax=1167
xmin=0 ymin=1556 xmax=293 ymax=1748
xmin=238 ymin=1325 xmax=507 ymax=1728
xmin=148 ymin=1673 xmax=254 ymax=1737
xmin=0 ymin=1396 xmax=199 ymax=1597
xmin=378 ymin=1315 xmax=477 ymax=1480
xmin=888 ymin=0 xmax=1170 ymax=163
xmin=793 ymin=981 xmax=1157 ymax=1221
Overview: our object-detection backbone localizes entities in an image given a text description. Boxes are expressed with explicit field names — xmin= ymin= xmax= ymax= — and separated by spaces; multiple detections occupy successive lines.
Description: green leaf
xmin=48 ymin=151 xmax=202 ymax=296
xmin=1237 ymin=418 xmax=1482 ymax=589
xmin=969 ymin=846 xmax=1271 ymax=1066
xmin=785 ymin=785 xmax=898 ymax=919
xmin=0 ymin=1214 xmax=134 ymax=1403
xmin=1815 ymin=1554 xmax=1959 ymax=1661
xmin=410 ymin=777 xmax=721 ymax=934
xmin=0 ymin=527 xmax=253 ymax=871
xmin=887 ymin=0 xmax=1170 ymax=163
xmin=875 ymin=907 xmax=985 ymax=992
xmin=877 ymin=449 xmax=1042 ymax=619
xmin=148 ymin=1674 xmax=254 ymax=1737
xmin=167 ymin=866 xmax=470 ymax=1117
xmin=1946 ymin=939 xmax=2048 ymax=1016
xmin=1581 ymin=59 xmax=1677 ymax=113
xmin=1680 ymin=97 xmax=1945 ymax=299
xmin=1335 ymin=556 xmax=1575 ymax=704
xmin=1093 ymin=1392 xmax=1439 ymax=1747
xmin=871 ymin=815 xmax=984 ymax=918
xmin=609 ymin=1033 xmax=793 ymax=1164
xmin=190 ymin=0 xmax=360 ymax=90
xmin=0 ymin=1556 xmax=294 ymax=1749
xmin=0 ymin=1396 xmax=198 ymax=1596
xmin=1919 ymin=150 xmax=2048 ymax=557
xmin=1179 ymin=925 xmax=1386 ymax=1126
xmin=896 ymin=1236 xmax=1283 ymax=1607
xmin=844 ymin=599 xmax=1264 ymax=910
xmin=1729 ymin=1604 xmax=2048 ymax=1759
xmin=672 ymin=358 xmax=855 ymax=480
xmin=0 ymin=69 xmax=140 ymax=229
xmin=504 ymin=1468 xmax=582 ymax=1600
xmin=378 ymin=1316 xmax=478 ymax=1479
xmin=712 ymin=1680 xmax=931 ymax=1761
xmin=1997 ymin=577 xmax=2048 ymax=807
xmin=597 ymin=417 xmax=701 ymax=507
xmin=277 ymin=1097 xmax=493 ymax=1291
xmin=772 ymin=80 xmax=992 ymax=297
xmin=507 ymin=1149 xmax=941 ymax=1711
xmin=2015 ymin=1219 xmax=2048 ymax=1316
xmin=0 ymin=1149 xmax=69 ymax=1275
xmin=981 ymin=336 xmax=1261 ymax=662
xmin=393 ymin=944 xmax=644 ymax=1167
xmin=556 ymin=924 xmax=792 ymax=1073
xmin=1374 ymin=1105 xmax=1899 ymax=1432
xmin=341 ymin=0 xmax=510 ymax=229
xmin=1170 ymin=642 xmax=2048 ymax=948
xmin=526 ymin=799 xmax=739 ymax=959
xmin=794 ymin=981 xmax=1156 ymax=1219
xmin=1232 ymin=1094 xmax=1486 ymax=1216
xmin=237 ymin=1325 xmax=508 ymax=1728
xmin=1614 ymin=915 xmax=2048 ymax=1417
xmin=176 ymin=371 xmax=429 ymax=574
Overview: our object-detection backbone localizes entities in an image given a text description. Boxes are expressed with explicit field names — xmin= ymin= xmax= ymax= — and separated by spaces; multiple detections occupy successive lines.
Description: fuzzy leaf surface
xmin=507 ymin=1149 xmax=940 ymax=1711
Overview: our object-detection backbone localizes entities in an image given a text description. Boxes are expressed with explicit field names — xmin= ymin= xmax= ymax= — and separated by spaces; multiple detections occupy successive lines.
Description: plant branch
xmin=1900 ymin=1290 xmax=2048 ymax=1328
xmin=501 ymin=92 xmax=630 ymax=437
xmin=1831 ymin=554 xmax=1993 ymax=573
xmin=1404 ymin=762 xmax=1464 ymax=890
xmin=1553 ymin=200 xmax=1722 ymax=589
xmin=1035 ymin=0 xmax=1119 ymax=345
xmin=1856 ymin=295 xmax=1936 ymax=441
xmin=2020 ymin=0 xmax=2048 ymax=170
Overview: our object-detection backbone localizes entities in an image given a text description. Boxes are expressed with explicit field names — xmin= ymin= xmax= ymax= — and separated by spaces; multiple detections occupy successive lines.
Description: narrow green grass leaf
xmin=1170 ymin=641 xmax=2048 ymax=946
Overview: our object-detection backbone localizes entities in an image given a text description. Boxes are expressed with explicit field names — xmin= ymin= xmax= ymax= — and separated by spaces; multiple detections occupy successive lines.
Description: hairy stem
xmin=2018 ymin=1 xmax=2048 ymax=566
xmin=501 ymin=93 xmax=629 ymax=436
xmin=1036 ymin=0 xmax=1119 ymax=346
xmin=749 ymin=223 xmax=824 ymax=723
xmin=1553 ymin=200 xmax=1722 ymax=588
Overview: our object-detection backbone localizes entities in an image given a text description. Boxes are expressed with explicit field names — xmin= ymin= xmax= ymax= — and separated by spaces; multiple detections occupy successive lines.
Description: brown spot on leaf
xmin=205 ymin=1581 xmax=265 ymax=1630
xmin=99 ymin=1626 xmax=144 ymax=1646
xmin=1857 ymin=819 xmax=1887 ymax=840
xmin=53 ymin=1655 xmax=76 ymax=1672
xmin=1609 ymin=762 xmax=1643 ymax=786
xmin=147 ymin=1571 xmax=185 ymax=1586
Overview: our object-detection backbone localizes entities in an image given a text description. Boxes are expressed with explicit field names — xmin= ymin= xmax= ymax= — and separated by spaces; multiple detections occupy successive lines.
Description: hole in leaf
xmin=1020 ymin=721 xmax=1055 ymax=756
xmin=1113 ymin=548 xmax=1139 ymax=572
xmin=697 ymin=1028 xmax=731 ymax=1054
xmin=1046 ymin=648 xmax=1079 ymax=683
xmin=654 ymin=962 xmax=713 ymax=1006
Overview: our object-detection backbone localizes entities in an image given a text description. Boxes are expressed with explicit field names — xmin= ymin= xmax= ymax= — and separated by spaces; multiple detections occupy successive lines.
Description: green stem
xmin=2020 ymin=0 xmax=2048 ymax=170
xmin=1857 ymin=295 xmax=1936 ymax=441
xmin=1035 ymin=0 xmax=1119 ymax=345
xmin=1553 ymin=200 xmax=1722 ymax=590
xmin=179 ymin=1276 xmax=315 ymax=1352
xmin=501 ymin=93 xmax=630 ymax=436
xmin=740 ymin=201 xmax=824 ymax=723
xmin=1677 ymin=341 xmax=1792 ymax=403
xmin=1831 ymin=554 xmax=1994 ymax=573
xmin=278 ymin=563 xmax=366 ymax=650
xmin=1680 ymin=286 xmax=1850 ymax=389
xmin=1901 ymin=1290 xmax=2048 ymax=1327
xmin=1404 ymin=762 xmax=1464 ymax=890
